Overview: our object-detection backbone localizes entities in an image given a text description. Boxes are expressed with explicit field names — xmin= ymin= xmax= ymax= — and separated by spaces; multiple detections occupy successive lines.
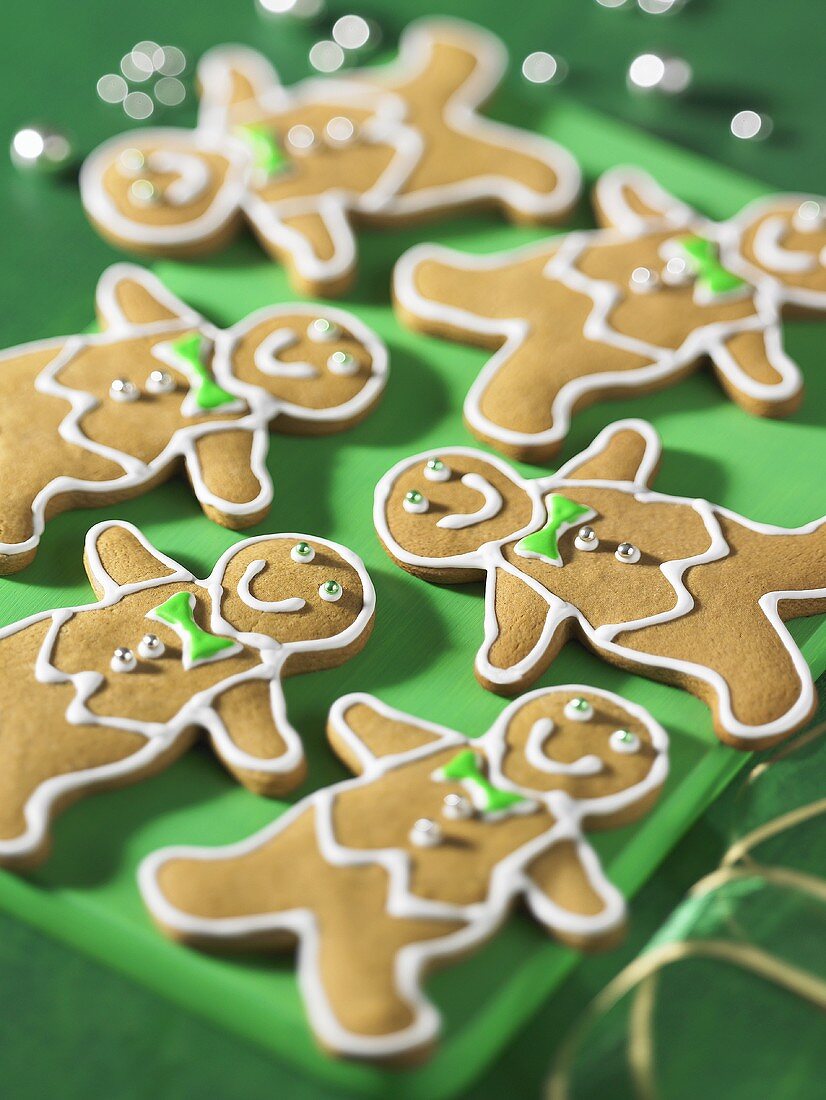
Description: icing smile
xmin=525 ymin=719 xmax=604 ymax=776
xmin=436 ymin=473 xmax=503 ymax=530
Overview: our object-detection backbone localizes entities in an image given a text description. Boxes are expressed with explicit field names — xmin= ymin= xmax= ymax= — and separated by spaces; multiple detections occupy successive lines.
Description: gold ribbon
xmin=547 ymin=721 xmax=826 ymax=1100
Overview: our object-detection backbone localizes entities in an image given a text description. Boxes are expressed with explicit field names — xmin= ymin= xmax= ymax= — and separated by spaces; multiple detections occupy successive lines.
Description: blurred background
xmin=1 ymin=2 xmax=823 ymax=1098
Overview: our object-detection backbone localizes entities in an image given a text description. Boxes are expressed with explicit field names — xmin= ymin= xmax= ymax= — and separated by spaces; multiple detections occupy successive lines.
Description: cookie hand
xmin=185 ymin=424 xmax=273 ymax=529
xmin=327 ymin=692 xmax=459 ymax=775
xmin=593 ymin=166 xmax=697 ymax=234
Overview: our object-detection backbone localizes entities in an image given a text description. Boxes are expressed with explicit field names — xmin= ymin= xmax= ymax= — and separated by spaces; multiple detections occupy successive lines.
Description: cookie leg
xmin=144 ymin=804 xmax=463 ymax=1060
xmin=245 ymin=195 xmax=358 ymax=296
xmin=185 ymin=425 xmax=273 ymax=530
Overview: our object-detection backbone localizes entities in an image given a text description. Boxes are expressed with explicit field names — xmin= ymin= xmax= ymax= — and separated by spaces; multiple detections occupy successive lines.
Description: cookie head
xmin=210 ymin=535 xmax=374 ymax=653
xmin=80 ymin=130 xmax=248 ymax=254
xmin=734 ymin=195 xmax=826 ymax=307
xmin=375 ymin=449 xmax=537 ymax=576
xmin=490 ymin=687 xmax=668 ymax=824
xmin=224 ymin=306 xmax=388 ymax=427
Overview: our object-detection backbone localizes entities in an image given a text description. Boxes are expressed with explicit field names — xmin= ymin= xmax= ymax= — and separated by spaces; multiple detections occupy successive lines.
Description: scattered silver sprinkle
xmin=309 ymin=40 xmax=345 ymax=74
xmin=121 ymin=50 xmax=153 ymax=83
xmin=153 ymin=45 xmax=187 ymax=77
xmin=154 ymin=76 xmax=186 ymax=107
xmin=730 ymin=110 xmax=771 ymax=141
xmin=410 ymin=818 xmax=443 ymax=847
xmin=124 ymin=91 xmax=154 ymax=120
xmin=97 ymin=73 xmax=129 ymax=104
xmin=10 ymin=127 xmax=73 ymax=173
xmin=522 ymin=51 xmax=567 ymax=85
xmin=258 ymin=0 xmax=324 ymax=14
xmin=332 ymin=14 xmax=370 ymax=50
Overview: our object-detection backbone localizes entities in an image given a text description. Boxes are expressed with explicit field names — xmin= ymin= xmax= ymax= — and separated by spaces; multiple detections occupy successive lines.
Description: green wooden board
xmin=0 ymin=90 xmax=824 ymax=1100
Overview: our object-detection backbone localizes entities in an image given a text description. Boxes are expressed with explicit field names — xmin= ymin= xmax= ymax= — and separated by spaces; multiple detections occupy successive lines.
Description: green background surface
xmin=1 ymin=2 xmax=824 ymax=1098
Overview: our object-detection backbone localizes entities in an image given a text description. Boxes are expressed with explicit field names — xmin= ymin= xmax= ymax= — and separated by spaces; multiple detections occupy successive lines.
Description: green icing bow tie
xmin=151 ymin=592 xmax=238 ymax=666
xmin=169 ymin=333 xmax=237 ymax=411
xmin=677 ymin=235 xmax=747 ymax=299
xmin=437 ymin=748 xmax=535 ymax=817
xmin=515 ymin=494 xmax=592 ymax=566
xmin=235 ymin=124 xmax=288 ymax=178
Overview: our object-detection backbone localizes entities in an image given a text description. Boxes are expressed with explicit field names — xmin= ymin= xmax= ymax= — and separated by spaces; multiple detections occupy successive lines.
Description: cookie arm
xmin=522 ymin=835 xmax=626 ymax=949
xmin=83 ymin=520 xmax=189 ymax=597
xmin=184 ymin=423 xmax=273 ymax=530
xmin=205 ymin=674 xmax=306 ymax=796
xmin=709 ymin=324 xmax=804 ymax=417
xmin=327 ymin=693 xmax=459 ymax=775
xmin=475 ymin=565 xmax=573 ymax=694
xmin=592 ymin=166 xmax=696 ymax=234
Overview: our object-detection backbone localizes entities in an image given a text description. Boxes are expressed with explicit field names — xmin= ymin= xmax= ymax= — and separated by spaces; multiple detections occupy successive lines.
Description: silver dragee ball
xmin=10 ymin=125 xmax=73 ymax=174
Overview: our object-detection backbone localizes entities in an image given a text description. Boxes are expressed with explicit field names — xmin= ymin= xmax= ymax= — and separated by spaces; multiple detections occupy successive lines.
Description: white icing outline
xmin=393 ymin=166 xmax=826 ymax=457
xmin=0 ymin=266 xmax=387 ymax=566
xmin=81 ymin=19 xmax=581 ymax=289
xmin=374 ymin=420 xmax=826 ymax=745
xmin=139 ymin=684 xmax=666 ymax=1060
xmin=0 ymin=521 xmax=375 ymax=864
xmin=436 ymin=473 xmax=502 ymax=530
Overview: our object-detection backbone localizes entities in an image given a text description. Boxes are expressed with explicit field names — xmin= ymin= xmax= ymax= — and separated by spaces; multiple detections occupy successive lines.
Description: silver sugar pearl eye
xmin=129 ymin=178 xmax=159 ymax=206
xmin=794 ymin=200 xmax=823 ymax=232
xmin=410 ymin=818 xmax=442 ymax=847
xmin=610 ymin=729 xmax=641 ymax=754
xmin=146 ymin=369 xmax=175 ymax=394
xmin=117 ymin=147 xmax=145 ymax=175
xmin=442 ymin=793 xmax=473 ymax=821
xmin=110 ymin=646 xmax=137 ymax=672
xmin=138 ymin=633 xmax=165 ymax=660
xmin=308 ymin=317 xmax=341 ymax=342
xmin=286 ymin=123 xmax=316 ymax=153
xmin=424 ymin=458 xmax=451 ymax=482
xmin=629 ymin=266 xmax=659 ymax=293
xmin=110 ymin=378 xmax=139 ymax=402
xmin=574 ymin=525 xmax=598 ymax=551
xmin=564 ymin=697 xmax=594 ymax=722
xmin=403 ymin=490 xmax=428 ymax=514
xmin=327 ymin=350 xmax=358 ymax=375
xmin=615 ymin=541 xmax=641 ymax=564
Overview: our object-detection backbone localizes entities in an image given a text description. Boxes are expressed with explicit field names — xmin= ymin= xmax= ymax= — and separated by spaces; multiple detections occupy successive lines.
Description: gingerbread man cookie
xmin=80 ymin=19 xmax=580 ymax=295
xmin=0 ymin=263 xmax=386 ymax=574
xmin=140 ymin=686 xmax=667 ymax=1062
xmin=394 ymin=166 xmax=826 ymax=461
xmin=0 ymin=519 xmax=375 ymax=869
xmin=375 ymin=420 xmax=826 ymax=750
